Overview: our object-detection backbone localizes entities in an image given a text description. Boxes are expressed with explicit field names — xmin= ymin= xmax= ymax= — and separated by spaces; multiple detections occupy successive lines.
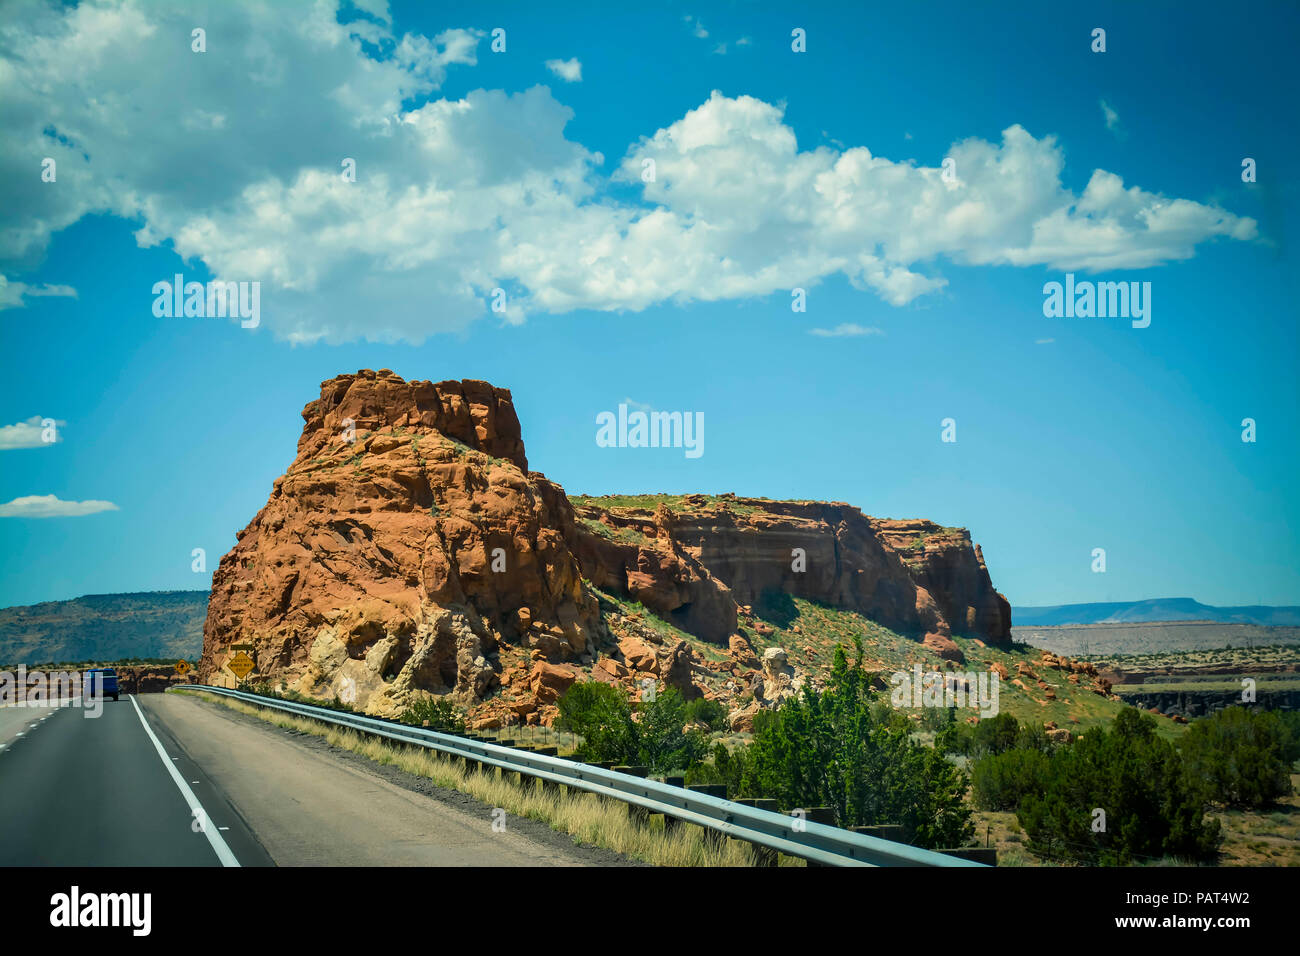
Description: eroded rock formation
xmin=200 ymin=370 xmax=1013 ymax=724
xmin=200 ymin=370 xmax=601 ymax=717
xmin=569 ymin=495 xmax=1012 ymax=661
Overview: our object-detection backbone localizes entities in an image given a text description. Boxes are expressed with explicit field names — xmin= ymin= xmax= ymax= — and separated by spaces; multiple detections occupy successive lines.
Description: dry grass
xmin=1213 ymin=772 xmax=1300 ymax=867
xmin=175 ymin=688 xmax=795 ymax=867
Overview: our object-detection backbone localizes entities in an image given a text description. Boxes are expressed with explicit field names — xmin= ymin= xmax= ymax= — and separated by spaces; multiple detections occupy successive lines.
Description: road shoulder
xmin=144 ymin=691 xmax=636 ymax=866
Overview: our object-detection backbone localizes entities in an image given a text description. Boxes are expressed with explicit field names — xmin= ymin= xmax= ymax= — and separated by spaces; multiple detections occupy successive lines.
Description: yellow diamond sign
xmin=228 ymin=651 xmax=255 ymax=680
xmin=175 ymin=659 xmax=190 ymax=676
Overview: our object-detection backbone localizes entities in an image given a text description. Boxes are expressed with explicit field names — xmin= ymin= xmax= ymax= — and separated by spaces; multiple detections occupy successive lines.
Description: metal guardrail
xmin=179 ymin=683 xmax=984 ymax=868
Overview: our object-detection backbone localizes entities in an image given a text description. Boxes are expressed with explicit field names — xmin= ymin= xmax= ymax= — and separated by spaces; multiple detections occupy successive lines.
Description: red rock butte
xmin=200 ymin=369 xmax=1012 ymax=728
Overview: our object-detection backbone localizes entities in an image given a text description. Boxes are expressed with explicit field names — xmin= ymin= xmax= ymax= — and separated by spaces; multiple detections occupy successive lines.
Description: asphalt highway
xmin=0 ymin=694 xmax=271 ymax=866
xmin=0 ymin=692 xmax=598 ymax=866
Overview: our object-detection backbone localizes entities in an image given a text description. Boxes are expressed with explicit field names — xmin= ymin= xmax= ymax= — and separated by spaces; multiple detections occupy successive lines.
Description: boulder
xmin=529 ymin=661 xmax=578 ymax=705
xmin=618 ymin=636 xmax=659 ymax=674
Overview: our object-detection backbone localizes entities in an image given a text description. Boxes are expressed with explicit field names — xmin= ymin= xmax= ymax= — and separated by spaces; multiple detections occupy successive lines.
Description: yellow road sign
xmin=175 ymin=660 xmax=191 ymax=676
xmin=228 ymin=651 xmax=255 ymax=680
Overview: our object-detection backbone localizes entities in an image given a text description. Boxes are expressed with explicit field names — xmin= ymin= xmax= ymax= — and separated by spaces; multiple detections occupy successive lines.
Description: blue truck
xmin=84 ymin=667 xmax=120 ymax=702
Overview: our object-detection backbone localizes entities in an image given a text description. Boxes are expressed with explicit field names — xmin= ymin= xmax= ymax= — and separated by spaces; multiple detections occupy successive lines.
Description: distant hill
xmin=0 ymin=591 xmax=207 ymax=666
xmin=1012 ymin=598 xmax=1300 ymax=628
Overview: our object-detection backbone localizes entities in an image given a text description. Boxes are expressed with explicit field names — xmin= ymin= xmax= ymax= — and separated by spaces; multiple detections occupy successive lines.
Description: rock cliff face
xmin=568 ymin=496 xmax=1011 ymax=661
xmin=200 ymin=370 xmax=602 ymax=716
xmin=201 ymin=370 xmax=1012 ymax=723
xmin=871 ymin=519 xmax=1012 ymax=645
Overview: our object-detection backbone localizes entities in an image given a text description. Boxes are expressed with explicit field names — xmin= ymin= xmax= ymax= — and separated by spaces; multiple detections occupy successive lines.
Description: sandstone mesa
xmin=199 ymin=369 xmax=1012 ymax=729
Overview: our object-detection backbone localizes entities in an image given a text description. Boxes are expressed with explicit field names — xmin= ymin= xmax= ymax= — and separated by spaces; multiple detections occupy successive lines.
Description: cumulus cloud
xmin=545 ymin=57 xmax=582 ymax=82
xmin=0 ymin=275 xmax=76 ymax=310
xmin=809 ymin=324 xmax=884 ymax=337
xmin=0 ymin=416 xmax=64 ymax=449
xmin=0 ymin=3 xmax=1258 ymax=344
xmin=0 ymin=495 xmax=118 ymax=518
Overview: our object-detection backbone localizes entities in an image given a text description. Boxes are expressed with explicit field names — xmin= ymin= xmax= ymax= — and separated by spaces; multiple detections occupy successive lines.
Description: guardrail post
xmin=688 ymin=784 xmax=727 ymax=797
xmin=937 ymin=847 xmax=997 ymax=866
xmin=534 ymin=747 xmax=560 ymax=793
xmin=687 ymin=784 xmax=728 ymax=850
xmin=614 ymin=766 xmax=650 ymax=823
xmin=851 ymin=824 xmax=905 ymax=843
xmin=653 ymin=776 xmax=686 ymax=834
xmin=518 ymin=745 xmax=539 ymax=787
xmin=735 ymin=799 xmax=779 ymax=866
xmin=491 ymin=739 xmax=515 ymax=780
xmin=800 ymin=807 xmax=838 ymax=866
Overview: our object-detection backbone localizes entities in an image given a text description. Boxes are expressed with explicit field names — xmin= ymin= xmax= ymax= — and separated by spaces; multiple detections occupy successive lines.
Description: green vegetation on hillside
xmin=569 ymin=493 xmax=770 ymax=515
xmin=555 ymin=682 xmax=709 ymax=773
xmin=0 ymin=590 xmax=207 ymax=666
xmin=962 ymin=706 xmax=1299 ymax=865
xmin=740 ymin=593 xmax=1151 ymax=738
xmin=556 ymin=640 xmax=974 ymax=850
xmin=740 ymin=643 xmax=974 ymax=848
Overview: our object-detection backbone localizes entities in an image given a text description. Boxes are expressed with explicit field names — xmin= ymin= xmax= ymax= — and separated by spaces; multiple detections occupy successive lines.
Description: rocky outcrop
xmin=872 ymin=519 xmax=1012 ymax=644
xmin=569 ymin=495 xmax=1013 ymax=661
xmin=200 ymin=370 xmax=602 ymax=716
xmin=113 ymin=665 xmax=195 ymax=695
xmin=1117 ymin=688 xmax=1300 ymax=719
xmin=200 ymin=370 xmax=1013 ymax=723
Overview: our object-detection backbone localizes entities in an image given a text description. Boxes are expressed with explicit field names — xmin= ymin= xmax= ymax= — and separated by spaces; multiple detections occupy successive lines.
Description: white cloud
xmin=683 ymin=15 xmax=709 ymax=39
xmin=0 ymin=495 xmax=118 ymax=518
xmin=0 ymin=416 xmax=64 ymax=450
xmin=0 ymin=275 xmax=76 ymax=311
xmin=0 ymin=5 xmax=1259 ymax=345
xmin=809 ymin=324 xmax=884 ymax=338
xmin=1035 ymin=338 xmax=1055 ymax=345
xmin=1100 ymin=99 xmax=1123 ymax=137
xmin=545 ymin=57 xmax=582 ymax=82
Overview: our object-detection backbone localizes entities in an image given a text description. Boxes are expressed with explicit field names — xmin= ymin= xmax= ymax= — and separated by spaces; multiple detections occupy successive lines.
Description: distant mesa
xmin=0 ymin=590 xmax=205 ymax=666
xmin=1012 ymin=598 xmax=1300 ymax=628
xmin=196 ymin=369 xmax=1012 ymax=725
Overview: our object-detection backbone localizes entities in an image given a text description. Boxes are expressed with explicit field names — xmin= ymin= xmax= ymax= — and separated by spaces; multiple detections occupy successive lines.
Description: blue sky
xmin=1 ymin=0 xmax=1297 ymax=611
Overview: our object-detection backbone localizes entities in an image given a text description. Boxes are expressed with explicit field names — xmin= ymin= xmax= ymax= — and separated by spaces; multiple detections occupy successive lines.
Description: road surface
xmin=0 ymin=692 xmax=604 ymax=866
xmin=0 ymin=695 xmax=268 ymax=865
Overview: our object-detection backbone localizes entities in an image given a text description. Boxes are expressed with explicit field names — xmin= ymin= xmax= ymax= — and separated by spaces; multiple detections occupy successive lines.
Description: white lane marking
xmin=129 ymin=695 xmax=240 ymax=868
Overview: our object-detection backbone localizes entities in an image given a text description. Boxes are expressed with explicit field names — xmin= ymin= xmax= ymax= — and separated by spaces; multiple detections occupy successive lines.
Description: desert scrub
xmin=400 ymin=695 xmax=465 ymax=733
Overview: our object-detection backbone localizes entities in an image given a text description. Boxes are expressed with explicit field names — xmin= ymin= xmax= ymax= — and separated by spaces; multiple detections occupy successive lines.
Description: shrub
xmin=1018 ymin=708 xmax=1221 ymax=865
xmin=685 ymin=741 xmax=750 ymax=792
xmin=400 ymin=695 xmax=465 ymax=733
xmin=555 ymin=681 xmax=637 ymax=764
xmin=741 ymin=641 xmax=973 ymax=848
xmin=556 ymin=682 xmax=709 ymax=773
xmin=971 ymin=748 xmax=1051 ymax=811
xmin=636 ymin=688 xmax=710 ymax=772
xmin=969 ymin=711 xmax=1022 ymax=757
xmin=1180 ymin=706 xmax=1295 ymax=807
xmin=683 ymin=696 xmax=728 ymax=732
